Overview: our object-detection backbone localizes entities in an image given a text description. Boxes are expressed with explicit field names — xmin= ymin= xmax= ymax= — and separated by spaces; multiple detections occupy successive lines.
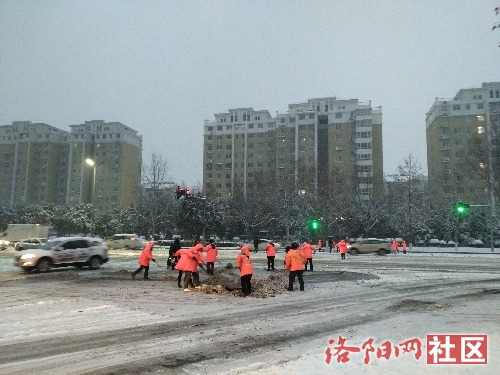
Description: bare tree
xmin=387 ymin=153 xmax=427 ymax=244
xmin=140 ymin=152 xmax=173 ymax=239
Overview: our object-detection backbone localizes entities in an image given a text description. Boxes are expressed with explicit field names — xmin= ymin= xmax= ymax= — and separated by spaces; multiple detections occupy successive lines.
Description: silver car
xmin=347 ymin=238 xmax=391 ymax=256
xmin=15 ymin=238 xmax=48 ymax=251
xmin=14 ymin=236 xmax=109 ymax=272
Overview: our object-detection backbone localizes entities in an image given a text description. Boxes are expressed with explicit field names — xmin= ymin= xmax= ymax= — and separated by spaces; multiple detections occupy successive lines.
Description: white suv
xmin=105 ymin=234 xmax=142 ymax=250
xmin=14 ymin=236 xmax=109 ymax=272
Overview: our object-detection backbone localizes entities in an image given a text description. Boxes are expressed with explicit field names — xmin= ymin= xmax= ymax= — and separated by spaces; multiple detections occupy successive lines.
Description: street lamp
xmin=85 ymin=158 xmax=96 ymax=235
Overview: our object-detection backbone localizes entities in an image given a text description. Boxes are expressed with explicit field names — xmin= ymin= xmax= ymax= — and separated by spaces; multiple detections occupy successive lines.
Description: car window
xmin=42 ymin=240 xmax=64 ymax=250
xmin=63 ymin=240 xmax=79 ymax=250
xmin=75 ymin=239 xmax=89 ymax=248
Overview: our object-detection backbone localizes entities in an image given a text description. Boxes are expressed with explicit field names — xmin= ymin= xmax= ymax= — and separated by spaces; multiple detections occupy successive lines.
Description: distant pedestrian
xmin=131 ymin=242 xmax=155 ymax=280
xmin=337 ymin=239 xmax=348 ymax=260
xmin=328 ymin=238 xmax=334 ymax=253
xmin=302 ymin=241 xmax=315 ymax=271
xmin=204 ymin=239 xmax=218 ymax=276
xmin=265 ymin=241 xmax=276 ymax=270
xmin=285 ymin=242 xmax=306 ymax=291
xmin=402 ymin=241 xmax=407 ymax=254
xmin=253 ymin=237 xmax=259 ymax=253
xmin=317 ymin=239 xmax=323 ymax=252
xmin=236 ymin=245 xmax=254 ymax=296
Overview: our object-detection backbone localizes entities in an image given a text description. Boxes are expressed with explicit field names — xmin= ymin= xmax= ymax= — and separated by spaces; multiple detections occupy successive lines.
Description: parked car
xmin=347 ymin=238 xmax=391 ymax=256
xmin=14 ymin=238 xmax=48 ymax=251
xmin=104 ymin=233 xmax=143 ymax=250
xmin=14 ymin=236 xmax=109 ymax=272
xmin=245 ymin=239 xmax=281 ymax=252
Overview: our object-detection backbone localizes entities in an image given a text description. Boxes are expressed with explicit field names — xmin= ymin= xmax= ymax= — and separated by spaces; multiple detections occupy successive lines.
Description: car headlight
xmin=20 ymin=254 xmax=36 ymax=260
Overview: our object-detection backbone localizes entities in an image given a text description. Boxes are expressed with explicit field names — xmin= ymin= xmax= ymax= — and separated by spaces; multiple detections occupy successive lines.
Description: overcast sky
xmin=1 ymin=1 xmax=498 ymax=187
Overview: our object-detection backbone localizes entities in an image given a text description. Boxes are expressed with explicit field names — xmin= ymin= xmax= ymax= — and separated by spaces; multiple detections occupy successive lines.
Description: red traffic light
xmin=176 ymin=186 xmax=186 ymax=199
xmin=185 ymin=189 xmax=192 ymax=198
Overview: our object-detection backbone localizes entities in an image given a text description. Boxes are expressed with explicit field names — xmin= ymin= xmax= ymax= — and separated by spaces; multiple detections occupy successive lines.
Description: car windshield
xmin=40 ymin=239 xmax=65 ymax=250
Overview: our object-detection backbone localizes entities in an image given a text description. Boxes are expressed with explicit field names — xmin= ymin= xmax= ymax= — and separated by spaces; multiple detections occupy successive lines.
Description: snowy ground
xmin=0 ymin=246 xmax=498 ymax=374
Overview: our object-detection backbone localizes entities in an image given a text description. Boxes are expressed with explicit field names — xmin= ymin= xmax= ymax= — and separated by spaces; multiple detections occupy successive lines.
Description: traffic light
xmin=454 ymin=201 xmax=470 ymax=216
xmin=310 ymin=219 xmax=320 ymax=231
xmin=185 ymin=189 xmax=192 ymax=198
xmin=176 ymin=186 xmax=185 ymax=199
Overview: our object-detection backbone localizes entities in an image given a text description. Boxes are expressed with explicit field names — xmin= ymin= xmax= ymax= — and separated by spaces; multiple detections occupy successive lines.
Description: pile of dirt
xmin=387 ymin=299 xmax=450 ymax=311
xmin=197 ymin=268 xmax=289 ymax=298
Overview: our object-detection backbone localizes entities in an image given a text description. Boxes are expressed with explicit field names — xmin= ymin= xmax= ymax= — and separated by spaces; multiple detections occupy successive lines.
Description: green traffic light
xmin=454 ymin=201 xmax=469 ymax=215
xmin=310 ymin=220 xmax=319 ymax=230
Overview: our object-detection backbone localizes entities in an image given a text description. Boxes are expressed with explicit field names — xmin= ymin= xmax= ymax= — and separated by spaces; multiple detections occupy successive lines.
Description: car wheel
xmin=377 ymin=249 xmax=386 ymax=256
xmin=37 ymin=258 xmax=52 ymax=272
xmin=89 ymin=256 xmax=102 ymax=269
xmin=124 ymin=245 xmax=130 ymax=250
xmin=349 ymin=248 xmax=359 ymax=255
xmin=18 ymin=247 xmax=24 ymax=251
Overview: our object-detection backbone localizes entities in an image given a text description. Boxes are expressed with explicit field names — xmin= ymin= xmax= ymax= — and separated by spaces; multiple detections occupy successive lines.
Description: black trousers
xmin=241 ymin=274 xmax=252 ymax=294
xmin=289 ymin=270 xmax=304 ymax=291
xmin=132 ymin=265 xmax=149 ymax=278
xmin=267 ymin=256 xmax=275 ymax=270
xmin=207 ymin=262 xmax=215 ymax=275
xmin=305 ymin=258 xmax=313 ymax=271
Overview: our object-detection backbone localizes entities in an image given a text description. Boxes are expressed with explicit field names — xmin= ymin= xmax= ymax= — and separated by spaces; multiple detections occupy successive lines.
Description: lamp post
xmin=85 ymin=158 xmax=96 ymax=236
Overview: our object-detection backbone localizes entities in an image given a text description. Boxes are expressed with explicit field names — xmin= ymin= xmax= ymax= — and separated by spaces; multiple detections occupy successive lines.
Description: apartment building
xmin=0 ymin=121 xmax=70 ymax=206
xmin=0 ymin=120 xmax=142 ymax=211
xmin=67 ymin=120 xmax=142 ymax=211
xmin=426 ymin=82 xmax=500 ymax=204
xmin=203 ymin=97 xmax=384 ymax=201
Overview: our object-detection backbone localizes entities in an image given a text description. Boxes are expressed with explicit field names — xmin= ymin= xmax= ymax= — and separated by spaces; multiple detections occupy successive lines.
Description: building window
xmin=477 ymin=103 xmax=484 ymax=109
xmin=335 ymin=123 xmax=341 ymax=130
xmin=335 ymin=155 xmax=343 ymax=162
xmin=217 ymin=126 xmax=223 ymax=131
xmin=335 ymin=134 xmax=342 ymax=140
xmin=452 ymin=104 xmax=461 ymax=110
xmin=335 ymin=112 xmax=342 ymax=118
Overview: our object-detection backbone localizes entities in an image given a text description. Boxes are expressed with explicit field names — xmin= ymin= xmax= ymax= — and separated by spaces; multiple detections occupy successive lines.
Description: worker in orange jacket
xmin=174 ymin=248 xmax=190 ymax=288
xmin=302 ymin=241 xmax=315 ymax=271
xmin=265 ymin=241 xmax=276 ymax=271
xmin=391 ymin=240 xmax=398 ymax=255
xmin=235 ymin=245 xmax=254 ymax=295
xmin=131 ymin=241 xmax=155 ymax=280
xmin=402 ymin=241 xmax=407 ymax=254
xmin=285 ymin=242 xmax=306 ymax=291
xmin=336 ymin=239 xmax=349 ymax=260
xmin=204 ymin=239 xmax=218 ymax=276
xmin=185 ymin=243 xmax=204 ymax=291
xmin=317 ymin=239 xmax=323 ymax=252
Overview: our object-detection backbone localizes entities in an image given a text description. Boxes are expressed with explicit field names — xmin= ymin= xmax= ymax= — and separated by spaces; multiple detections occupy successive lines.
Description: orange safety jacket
xmin=302 ymin=242 xmax=314 ymax=258
xmin=174 ymin=249 xmax=190 ymax=271
xmin=285 ymin=249 xmax=306 ymax=271
xmin=235 ymin=254 xmax=253 ymax=276
xmin=204 ymin=244 xmax=218 ymax=263
xmin=336 ymin=240 xmax=348 ymax=254
xmin=265 ymin=243 xmax=276 ymax=257
xmin=138 ymin=242 xmax=154 ymax=266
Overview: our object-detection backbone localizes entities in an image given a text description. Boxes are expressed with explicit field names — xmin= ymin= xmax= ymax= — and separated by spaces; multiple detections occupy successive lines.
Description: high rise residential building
xmin=0 ymin=120 xmax=142 ymax=211
xmin=68 ymin=120 xmax=142 ymax=211
xmin=0 ymin=121 xmax=70 ymax=206
xmin=426 ymin=82 xmax=500 ymax=205
xmin=203 ymin=97 xmax=383 ymax=201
